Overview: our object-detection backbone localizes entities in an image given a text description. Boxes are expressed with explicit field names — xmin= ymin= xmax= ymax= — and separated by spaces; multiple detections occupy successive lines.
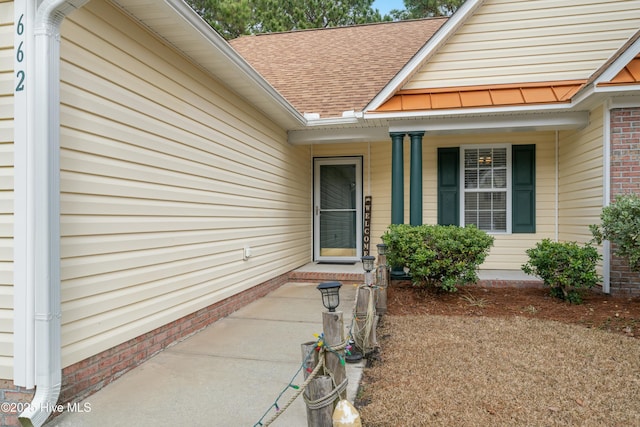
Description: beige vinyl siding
xmin=406 ymin=0 xmax=640 ymax=89
xmin=0 ymin=0 xmax=13 ymax=380
xmin=59 ymin=1 xmax=311 ymax=367
xmin=315 ymin=131 xmax=556 ymax=270
xmin=558 ymin=105 xmax=604 ymax=243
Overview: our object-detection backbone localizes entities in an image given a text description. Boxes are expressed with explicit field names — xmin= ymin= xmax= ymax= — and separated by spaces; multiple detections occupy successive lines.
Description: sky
xmin=372 ymin=0 xmax=406 ymax=15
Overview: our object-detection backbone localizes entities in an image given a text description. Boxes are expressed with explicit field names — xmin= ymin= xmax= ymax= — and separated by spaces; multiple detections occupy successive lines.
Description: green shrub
xmin=381 ymin=224 xmax=494 ymax=292
xmin=590 ymin=194 xmax=640 ymax=271
xmin=522 ymin=239 xmax=601 ymax=304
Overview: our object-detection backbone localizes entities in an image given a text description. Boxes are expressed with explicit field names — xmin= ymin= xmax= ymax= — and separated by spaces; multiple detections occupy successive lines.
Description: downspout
xmin=555 ymin=130 xmax=559 ymax=242
xmin=19 ymin=1 xmax=89 ymax=426
xmin=602 ymin=101 xmax=612 ymax=294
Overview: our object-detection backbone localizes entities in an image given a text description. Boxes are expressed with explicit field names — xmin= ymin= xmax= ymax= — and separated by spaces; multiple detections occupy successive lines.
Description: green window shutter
xmin=437 ymin=147 xmax=459 ymax=225
xmin=512 ymin=144 xmax=536 ymax=233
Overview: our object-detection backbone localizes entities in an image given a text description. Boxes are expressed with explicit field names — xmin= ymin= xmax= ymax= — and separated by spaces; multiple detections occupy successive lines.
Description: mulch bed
xmin=354 ymin=283 xmax=640 ymax=426
xmin=387 ymin=283 xmax=640 ymax=337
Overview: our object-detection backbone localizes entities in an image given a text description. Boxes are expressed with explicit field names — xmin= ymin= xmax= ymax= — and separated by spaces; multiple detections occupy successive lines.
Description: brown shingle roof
xmin=229 ymin=18 xmax=447 ymax=118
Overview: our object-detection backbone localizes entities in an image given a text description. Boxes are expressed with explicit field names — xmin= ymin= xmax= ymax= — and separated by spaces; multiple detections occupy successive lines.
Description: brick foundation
xmin=609 ymin=107 xmax=640 ymax=295
xmin=0 ymin=380 xmax=35 ymax=427
xmin=288 ymin=270 xmax=364 ymax=284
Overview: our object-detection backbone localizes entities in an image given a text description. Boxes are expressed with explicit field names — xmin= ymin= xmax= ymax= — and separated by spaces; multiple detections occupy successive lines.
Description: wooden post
xmin=376 ymin=250 xmax=388 ymax=316
xmin=353 ymin=286 xmax=371 ymax=354
xmin=301 ymin=342 xmax=333 ymax=426
xmin=376 ymin=287 xmax=387 ymax=316
xmin=369 ymin=315 xmax=379 ymax=351
xmin=376 ymin=260 xmax=389 ymax=288
xmin=322 ymin=310 xmax=346 ymax=399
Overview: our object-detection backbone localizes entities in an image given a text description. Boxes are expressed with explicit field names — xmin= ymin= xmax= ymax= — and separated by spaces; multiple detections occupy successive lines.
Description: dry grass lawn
xmin=355 ymin=288 xmax=640 ymax=426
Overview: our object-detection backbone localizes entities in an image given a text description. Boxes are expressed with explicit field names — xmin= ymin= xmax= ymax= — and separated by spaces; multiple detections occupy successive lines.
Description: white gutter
xmin=602 ymin=101 xmax=612 ymax=294
xmin=365 ymin=98 xmax=593 ymax=121
xmin=19 ymin=1 xmax=89 ymax=426
xmin=555 ymin=130 xmax=559 ymax=242
xmin=387 ymin=111 xmax=589 ymax=134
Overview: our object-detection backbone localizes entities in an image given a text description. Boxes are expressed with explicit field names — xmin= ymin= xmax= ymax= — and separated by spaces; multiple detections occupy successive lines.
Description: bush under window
xmin=382 ymin=224 xmax=494 ymax=292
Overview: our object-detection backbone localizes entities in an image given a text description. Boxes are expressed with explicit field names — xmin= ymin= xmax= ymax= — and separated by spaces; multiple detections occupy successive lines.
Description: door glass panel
xmin=320 ymin=165 xmax=356 ymax=209
xmin=320 ymin=211 xmax=357 ymax=257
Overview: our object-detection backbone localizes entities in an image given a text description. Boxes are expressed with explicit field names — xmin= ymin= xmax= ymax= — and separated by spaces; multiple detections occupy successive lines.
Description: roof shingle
xmin=230 ymin=18 xmax=447 ymax=118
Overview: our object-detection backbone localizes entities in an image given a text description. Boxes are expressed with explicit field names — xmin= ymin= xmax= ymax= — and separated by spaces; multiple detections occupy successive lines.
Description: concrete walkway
xmin=48 ymin=282 xmax=363 ymax=427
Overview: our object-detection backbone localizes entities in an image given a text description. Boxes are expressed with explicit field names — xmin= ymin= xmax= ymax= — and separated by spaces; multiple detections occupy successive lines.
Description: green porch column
xmin=409 ymin=132 xmax=424 ymax=225
xmin=390 ymin=132 xmax=406 ymax=224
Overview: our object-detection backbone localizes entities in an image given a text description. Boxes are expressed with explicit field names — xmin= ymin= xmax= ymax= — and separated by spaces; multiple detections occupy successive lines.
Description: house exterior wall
xmin=558 ymin=105 xmax=604 ymax=244
xmin=0 ymin=0 xmax=13 ymax=382
xmin=58 ymin=1 xmax=311 ymax=369
xmin=406 ymin=0 xmax=640 ymax=89
xmin=609 ymin=107 xmax=640 ymax=295
xmin=313 ymin=130 xmax=557 ymax=270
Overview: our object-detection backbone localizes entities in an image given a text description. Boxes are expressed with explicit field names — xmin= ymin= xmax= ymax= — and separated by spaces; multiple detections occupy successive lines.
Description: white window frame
xmin=460 ymin=144 xmax=512 ymax=234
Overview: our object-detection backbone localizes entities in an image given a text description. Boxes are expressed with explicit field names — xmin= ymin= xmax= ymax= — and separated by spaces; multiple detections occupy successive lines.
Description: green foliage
xmin=389 ymin=0 xmax=465 ymax=19
xmin=186 ymin=0 xmax=465 ymax=39
xmin=382 ymin=224 xmax=494 ymax=292
xmin=186 ymin=0 xmax=384 ymax=39
xmin=590 ymin=194 xmax=640 ymax=271
xmin=522 ymin=239 xmax=601 ymax=304
xmin=187 ymin=0 xmax=254 ymax=39
xmin=253 ymin=0 xmax=382 ymax=33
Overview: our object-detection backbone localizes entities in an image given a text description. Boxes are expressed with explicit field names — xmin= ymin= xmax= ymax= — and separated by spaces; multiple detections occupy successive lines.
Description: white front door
xmin=313 ymin=157 xmax=363 ymax=262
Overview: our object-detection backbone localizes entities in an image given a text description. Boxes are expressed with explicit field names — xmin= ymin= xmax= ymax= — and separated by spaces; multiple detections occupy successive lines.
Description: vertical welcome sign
xmin=363 ymin=196 xmax=372 ymax=256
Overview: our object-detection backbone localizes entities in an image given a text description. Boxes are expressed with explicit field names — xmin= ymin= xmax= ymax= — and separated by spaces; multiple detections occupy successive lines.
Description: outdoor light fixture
xmin=376 ymin=243 xmax=387 ymax=256
xmin=361 ymin=255 xmax=376 ymax=273
xmin=317 ymin=281 xmax=342 ymax=312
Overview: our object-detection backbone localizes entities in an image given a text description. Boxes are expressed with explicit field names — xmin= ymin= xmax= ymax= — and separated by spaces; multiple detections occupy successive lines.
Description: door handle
xmin=315 ymin=206 xmax=319 ymax=215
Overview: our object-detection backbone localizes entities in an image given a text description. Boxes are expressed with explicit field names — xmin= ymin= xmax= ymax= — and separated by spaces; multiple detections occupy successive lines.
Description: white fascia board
xmin=289 ymin=126 xmax=389 ymax=144
xmin=609 ymin=95 xmax=640 ymax=108
xmin=594 ymin=84 xmax=640 ymax=95
xmin=304 ymin=116 xmax=360 ymax=127
xmin=365 ymin=0 xmax=484 ymax=113
xmin=595 ymin=35 xmax=640 ymax=84
xmin=387 ymin=111 xmax=589 ymax=134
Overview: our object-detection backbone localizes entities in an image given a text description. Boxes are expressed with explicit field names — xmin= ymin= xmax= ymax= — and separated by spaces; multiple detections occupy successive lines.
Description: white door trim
xmin=313 ymin=157 xmax=363 ymax=262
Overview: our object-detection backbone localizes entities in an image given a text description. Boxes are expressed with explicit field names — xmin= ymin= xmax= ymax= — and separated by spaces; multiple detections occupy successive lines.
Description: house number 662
xmin=15 ymin=14 xmax=25 ymax=92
